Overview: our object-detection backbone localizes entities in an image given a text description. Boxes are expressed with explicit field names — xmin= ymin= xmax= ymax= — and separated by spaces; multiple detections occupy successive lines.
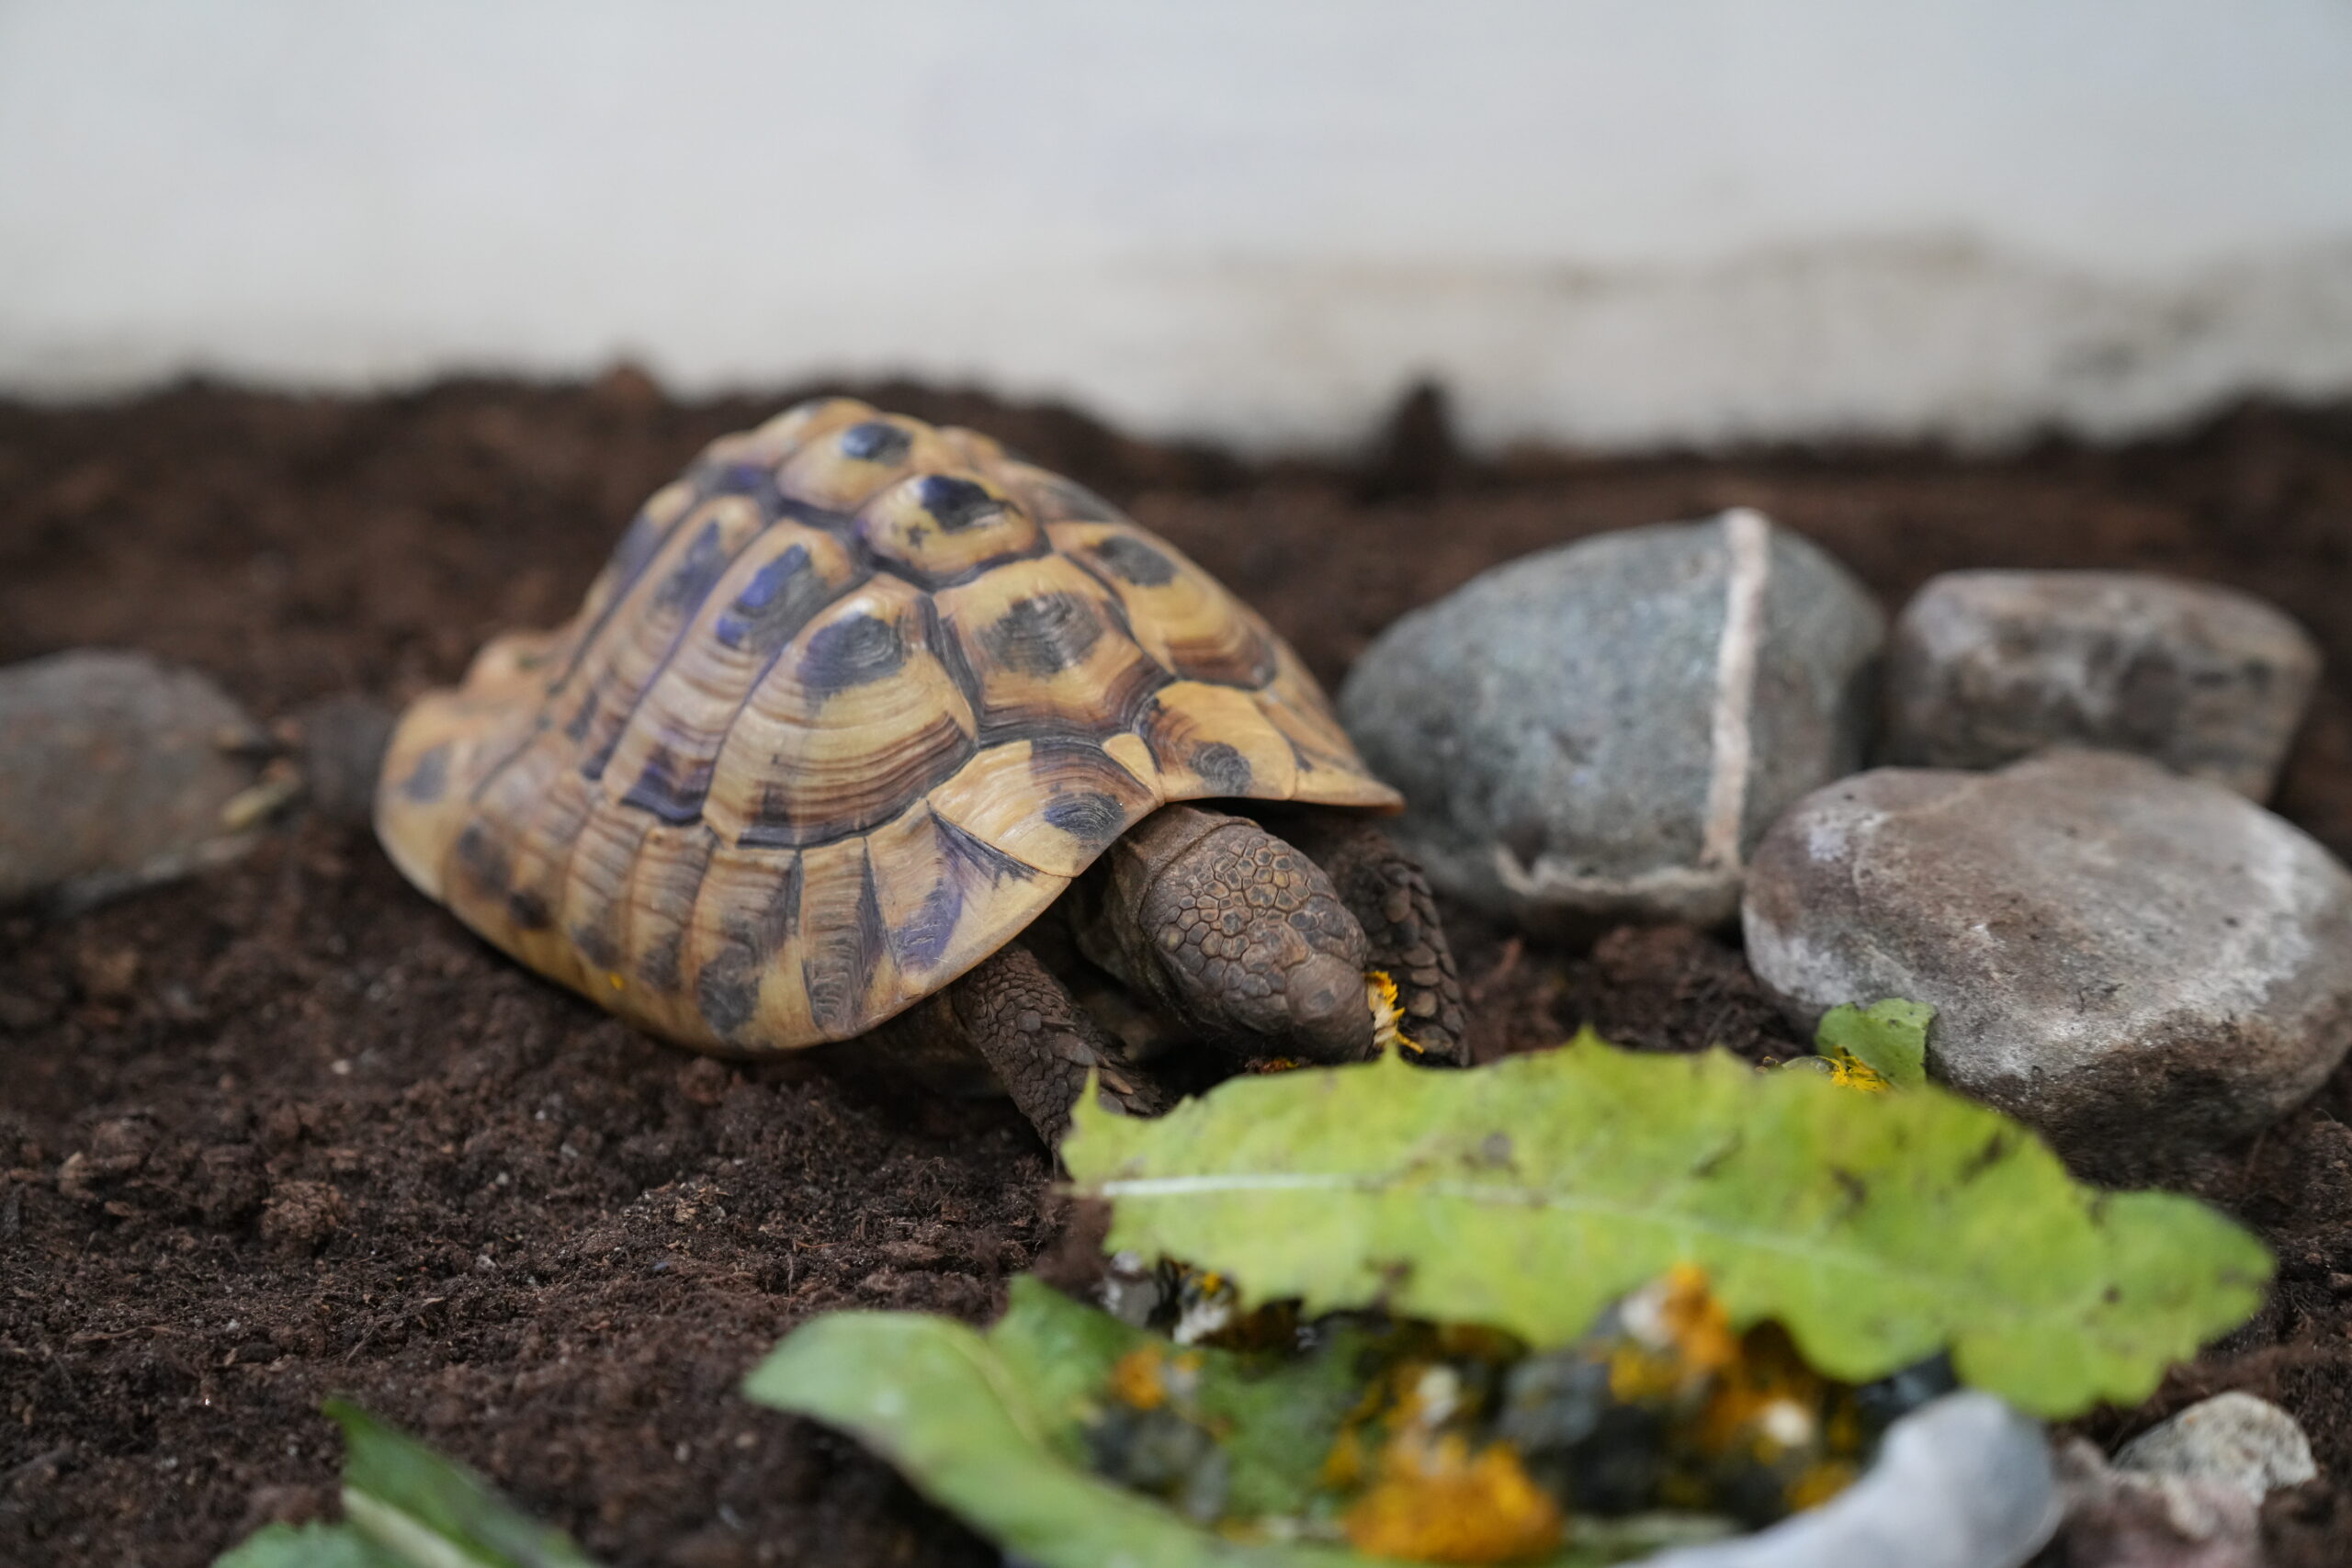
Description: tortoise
xmin=374 ymin=398 xmax=1465 ymax=1140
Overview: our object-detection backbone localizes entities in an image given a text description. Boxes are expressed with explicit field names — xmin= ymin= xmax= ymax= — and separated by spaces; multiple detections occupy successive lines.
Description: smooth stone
xmin=1340 ymin=509 xmax=1883 ymax=931
xmin=2115 ymin=1393 xmax=2318 ymax=1504
xmin=1882 ymin=570 xmax=2320 ymax=799
xmin=0 ymin=649 xmax=267 ymax=908
xmin=1743 ymin=749 xmax=2352 ymax=1169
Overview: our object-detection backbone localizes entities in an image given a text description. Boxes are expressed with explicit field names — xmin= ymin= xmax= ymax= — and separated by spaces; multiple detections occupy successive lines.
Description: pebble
xmin=2115 ymin=1393 xmax=2317 ymax=1503
xmin=1742 ymin=749 xmax=2352 ymax=1171
xmin=2051 ymin=1438 xmax=2261 ymax=1568
xmin=1340 ymin=509 xmax=1884 ymax=931
xmin=0 ymin=649 xmax=269 ymax=908
xmin=1882 ymin=571 xmax=2320 ymax=800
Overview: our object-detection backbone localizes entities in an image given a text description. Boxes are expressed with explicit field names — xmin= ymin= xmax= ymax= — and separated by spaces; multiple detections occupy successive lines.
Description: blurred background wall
xmin=4 ymin=0 xmax=2349 ymax=452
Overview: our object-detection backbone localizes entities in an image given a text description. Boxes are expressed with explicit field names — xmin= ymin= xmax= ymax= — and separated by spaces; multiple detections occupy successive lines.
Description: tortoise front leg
xmin=1283 ymin=813 xmax=1468 ymax=1064
xmin=943 ymin=940 xmax=1172 ymax=1145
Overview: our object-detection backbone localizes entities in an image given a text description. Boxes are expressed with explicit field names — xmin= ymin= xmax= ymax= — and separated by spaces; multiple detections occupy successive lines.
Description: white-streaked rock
xmin=1340 ymin=509 xmax=1883 ymax=933
xmin=1743 ymin=749 xmax=2352 ymax=1171
xmin=1882 ymin=570 xmax=2319 ymax=799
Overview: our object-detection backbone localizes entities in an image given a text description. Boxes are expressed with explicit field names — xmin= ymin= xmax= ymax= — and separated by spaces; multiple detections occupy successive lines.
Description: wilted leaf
xmin=1815 ymin=1001 xmax=1933 ymax=1090
xmin=746 ymin=1277 xmax=1702 ymax=1567
xmin=1061 ymin=1043 xmax=2268 ymax=1417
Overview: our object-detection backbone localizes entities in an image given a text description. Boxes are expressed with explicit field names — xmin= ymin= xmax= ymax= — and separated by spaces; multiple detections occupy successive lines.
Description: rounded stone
xmin=2114 ymin=1393 xmax=2318 ymax=1503
xmin=1882 ymin=570 xmax=2320 ymax=800
xmin=0 ymin=649 xmax=267 ymax=908
xmin=1743 ymin=749 xmax=2352 ymax=1170
xmin=1340 ymin=509 xmax=1884 ymax=932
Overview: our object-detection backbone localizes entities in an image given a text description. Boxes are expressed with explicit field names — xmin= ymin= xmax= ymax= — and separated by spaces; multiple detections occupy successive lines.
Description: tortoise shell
xmin=375 ymin=398 xmax=1400 ymax=1052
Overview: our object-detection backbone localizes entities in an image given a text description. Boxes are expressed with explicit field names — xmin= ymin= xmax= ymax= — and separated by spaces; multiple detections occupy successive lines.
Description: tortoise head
xmin=1080 ymin=805 xmax=1375 ymax=1063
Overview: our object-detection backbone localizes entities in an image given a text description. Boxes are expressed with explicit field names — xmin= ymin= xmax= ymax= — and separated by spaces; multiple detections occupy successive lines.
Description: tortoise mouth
xmin=1281 ymin=950 xmax=1377 ymax=1062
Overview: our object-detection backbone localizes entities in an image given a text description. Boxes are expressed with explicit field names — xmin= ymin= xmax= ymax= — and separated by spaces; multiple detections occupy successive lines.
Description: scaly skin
xmin=1075 ymin=806 xmax=1374 ymax=1063
xmin=879 ymin=941 xmax=1171 ymax=1145
xmin=889 ymin=804 xmax=1464 ymax=1145
xmin=1278 ymin=811 xmax=1469 ymax=1064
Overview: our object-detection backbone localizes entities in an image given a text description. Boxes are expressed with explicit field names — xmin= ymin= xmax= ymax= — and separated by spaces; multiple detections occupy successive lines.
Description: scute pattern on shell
xmin=375 ymin=399 xmax=1401 ymax=1050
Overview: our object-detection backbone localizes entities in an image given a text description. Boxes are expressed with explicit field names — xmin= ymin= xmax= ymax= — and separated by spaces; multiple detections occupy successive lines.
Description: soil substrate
xmin=4 ymin=378 xmax=2351 ymax=1566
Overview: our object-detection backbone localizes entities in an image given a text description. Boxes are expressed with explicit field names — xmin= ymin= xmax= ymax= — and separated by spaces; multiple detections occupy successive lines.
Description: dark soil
xmin=4 ymin=376 xmax=2351 ymax=1567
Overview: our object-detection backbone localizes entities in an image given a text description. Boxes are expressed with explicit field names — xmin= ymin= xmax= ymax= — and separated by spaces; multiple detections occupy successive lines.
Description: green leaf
xmin=1061 ymin=1043 xmax=2269 ymax=1417
xmin=325 ymin=1400 xmax=603 ymax=1568
xmin=980 ymin=1273 xmax=1142 ymax=1446
xmin=745 ymin=1278 xmax=1689 ymax=1567
xmin=1196 ymin=1330 xmax=1370 ymax=1522
xmin=215 ymin=1521 xmax=403 ymax=1568
xmin=1815 ymin=1000 xmax=1934 ymax=1089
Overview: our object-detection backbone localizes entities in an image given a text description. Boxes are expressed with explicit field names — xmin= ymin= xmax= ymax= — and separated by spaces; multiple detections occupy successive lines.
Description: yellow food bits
xmin=1343 ymin=1432 xmax=1564 ymax=1564
xmin=1609 ymin=1262 xmax=1739 ymax=1402
xmin=1367 ymin=970 xmax=1407 ymax=1053
xmin=1690 ymin=1325 xmax=1825 ymax=1461
xmin=1827 ymin=1053 xmax=1891 ymax=1092
xmin=1087 ymin=1263 xmax=1883 ymax=1547
xmin=1321 ymin=1424 xmax=1370 ymax=1491
xmin=1108 ymin=1347 xmax=1170 ymax=1412
xmin=1787 ymin=1459 xmax=1861 ymax=1512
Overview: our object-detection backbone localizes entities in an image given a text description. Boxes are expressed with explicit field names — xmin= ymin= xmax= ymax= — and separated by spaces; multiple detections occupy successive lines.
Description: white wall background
xmin=4 ymin=0 xmax=2350 ymax=451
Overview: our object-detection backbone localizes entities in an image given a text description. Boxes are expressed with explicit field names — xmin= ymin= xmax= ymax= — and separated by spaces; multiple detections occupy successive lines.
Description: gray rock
xmin=1883 ymin=571 xmax=2320 ymax=800
xmin=1340 ymin=509 xmax=1884 ymax=931
xmin=1743 ymin=749 xmax=2352 ymax=1170
xmin=0 ymin=649 xmax=267 ymax=908
xmin=2115 ymin=1393 xmax=2318 ymax=1503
